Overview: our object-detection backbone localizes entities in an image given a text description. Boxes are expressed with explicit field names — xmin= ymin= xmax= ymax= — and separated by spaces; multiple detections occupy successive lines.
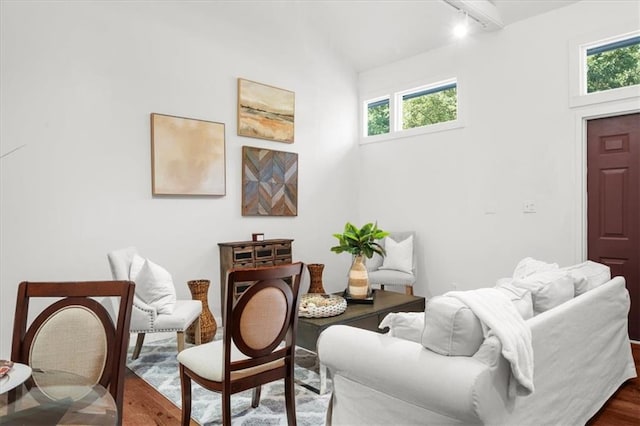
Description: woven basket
xmin=299 ymin=294 xmax=347 ymax=318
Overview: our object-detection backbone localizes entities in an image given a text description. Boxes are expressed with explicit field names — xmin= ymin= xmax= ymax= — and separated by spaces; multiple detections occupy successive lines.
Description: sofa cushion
xmin=494 ymin=281 xmax=534 ymax=320
xmin=512 ymin=270 xmax=574 ymax=314
xmin=421 ymin=296 xmax=484 ymax=356
xmin=512 ymin=257 xmax=559 ymax=280
xmin=561 ymin=261 xmax=611 ymax=296
xmin=130 ymin=254 xmax=177 ymax=314
xmin=379 ymin=312 xmax=424 ymax=343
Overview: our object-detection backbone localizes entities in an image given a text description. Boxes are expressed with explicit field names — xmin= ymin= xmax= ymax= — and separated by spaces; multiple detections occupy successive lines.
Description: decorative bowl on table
xmin=299 ymin=293 xmax=347 ymax=318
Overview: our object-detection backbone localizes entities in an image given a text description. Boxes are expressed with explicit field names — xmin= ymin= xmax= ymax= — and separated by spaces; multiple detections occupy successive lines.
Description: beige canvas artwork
xmin=238 ymin=78 xmax=295 ymax=143
xmin=151 ymin=113 xmax=226 ymax=195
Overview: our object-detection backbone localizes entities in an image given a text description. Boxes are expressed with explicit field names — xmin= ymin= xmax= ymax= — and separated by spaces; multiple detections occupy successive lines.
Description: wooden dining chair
xmin=177 ymin=262 xmax=304 ymax=426
xmin=10 ymin=280 xmax=135 ymax=424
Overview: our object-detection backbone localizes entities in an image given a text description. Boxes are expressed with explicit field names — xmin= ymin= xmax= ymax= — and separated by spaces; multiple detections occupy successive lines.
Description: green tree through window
xmin=587 ymin=38 xmax=640 ymax=93
xmin=367 ymin=99 xmax=389 ymax=136
xmin=403 ymin=86 xmax=457 ymax=129
xmin=364 ymin=79 xmax=458 ymax=139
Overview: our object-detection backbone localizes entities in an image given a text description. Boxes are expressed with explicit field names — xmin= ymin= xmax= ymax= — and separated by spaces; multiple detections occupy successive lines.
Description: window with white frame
xmin=399 ymin=82 xmax=457 ymax=130
xmin=586 ymin=35 xmax=640 ymax=94
xmin=363 ymin=78 xmax=459 ymax=140
xmin=366 ymin=97 xmax=390 ymax=136
xmin=569 ymin=26 xmax=640 ymax=108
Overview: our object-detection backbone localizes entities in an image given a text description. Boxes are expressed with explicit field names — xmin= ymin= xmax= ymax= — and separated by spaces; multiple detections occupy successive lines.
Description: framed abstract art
xmin=150 ymin=113 xmax=226 ymax=196
xmin=237 ymin=78 xmax=295 ymax=143
xmin=242 ymin=146 xmax=298 ymax=216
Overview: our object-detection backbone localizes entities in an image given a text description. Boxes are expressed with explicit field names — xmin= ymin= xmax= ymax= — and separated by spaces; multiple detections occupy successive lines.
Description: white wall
xmin=2 ymin=0 xmax=638 ymax=358
xmin=357 ymin=1 xmax=640 ymax=297
xmin=0 ymin=1 xmax=359 ymax=357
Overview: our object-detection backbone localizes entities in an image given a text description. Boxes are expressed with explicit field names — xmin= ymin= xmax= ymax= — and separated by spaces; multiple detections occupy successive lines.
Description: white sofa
xmin=318 ymin=275 xmax=637 ymax=425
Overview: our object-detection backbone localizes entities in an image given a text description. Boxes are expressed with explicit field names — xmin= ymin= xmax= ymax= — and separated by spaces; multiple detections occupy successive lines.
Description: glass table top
xmin=0 ymin=365 xmax=117 ymax=425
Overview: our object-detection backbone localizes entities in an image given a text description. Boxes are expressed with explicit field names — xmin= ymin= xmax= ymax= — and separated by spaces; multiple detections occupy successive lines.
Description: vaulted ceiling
xmin=209 ymin=0 xmax=580 ymax=72
xmin=314 ymin=0 xmax=581 ymax=71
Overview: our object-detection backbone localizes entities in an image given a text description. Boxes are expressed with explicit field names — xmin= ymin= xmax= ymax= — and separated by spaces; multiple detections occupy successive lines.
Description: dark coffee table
xmin=296 ymin=290 xmax=425 ymax=393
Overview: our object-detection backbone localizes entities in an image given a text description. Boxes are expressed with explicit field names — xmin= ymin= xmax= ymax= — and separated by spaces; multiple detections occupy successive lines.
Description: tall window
xmin=586 ymin=35 xmax=640 ymax=93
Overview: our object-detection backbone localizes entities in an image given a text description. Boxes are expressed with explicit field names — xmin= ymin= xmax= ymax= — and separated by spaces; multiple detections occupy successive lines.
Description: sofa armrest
xmin=473 ymin=334 xmax=503 ymax=367
xmin=318 ymin=325 xmax=508 ymax=423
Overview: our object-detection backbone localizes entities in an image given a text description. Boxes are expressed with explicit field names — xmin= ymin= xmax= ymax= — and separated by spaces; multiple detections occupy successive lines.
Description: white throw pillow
xmin=494 ymin=281 xmax=534 ymax=320
xmin=129 ymin=254 xmax=177 ymax=314
xmin=512 ymin=257 xmax=559 ymax=280
xmin=561 ymin=261 xmax=611 ymax=296
xmin=512 ymin=270 xmax=574 ymax=314
xmin=379 ymin=235 xmax=413 ymax=274
xmin=421 ymin=295 xmax=484 ymax=356
xmin=379 ymin=312 xmax=424 ymax=343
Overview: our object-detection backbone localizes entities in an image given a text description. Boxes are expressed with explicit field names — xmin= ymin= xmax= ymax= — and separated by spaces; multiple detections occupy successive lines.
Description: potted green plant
xmin=331 ymin=222 xmax=389 ymax=299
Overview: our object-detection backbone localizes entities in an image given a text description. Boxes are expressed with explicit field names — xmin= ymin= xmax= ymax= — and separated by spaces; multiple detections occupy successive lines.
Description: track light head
xmin=453 ymin=12 xmax=469 ymax=38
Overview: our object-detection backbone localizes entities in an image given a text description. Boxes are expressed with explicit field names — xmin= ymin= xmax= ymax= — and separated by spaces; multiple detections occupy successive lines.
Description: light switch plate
xmin=523 ymin=200 xmax=536 ymax=213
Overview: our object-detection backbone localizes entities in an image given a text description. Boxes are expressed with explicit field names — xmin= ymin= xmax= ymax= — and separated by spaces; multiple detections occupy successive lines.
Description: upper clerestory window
xmin=363 ymin=78 xmax=460 ymax=142
xmin=586 ymin=35 xmax=640 ymax=94
xmin=366 ymin=97 xmax=390 ymax=136
xmin=400 ymin=82 xmax=457 ymax=130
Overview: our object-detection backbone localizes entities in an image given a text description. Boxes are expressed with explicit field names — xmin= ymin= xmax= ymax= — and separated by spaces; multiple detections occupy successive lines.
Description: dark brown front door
xmin=587 ymin=113 xmax=640 ymax=341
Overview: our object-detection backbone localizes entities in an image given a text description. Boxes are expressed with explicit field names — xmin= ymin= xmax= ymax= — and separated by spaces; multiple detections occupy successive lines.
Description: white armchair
xmin=107 ymin=246 xmax=202 ymax=360
xmin=367 ymin=231 xmax=417 ymax=295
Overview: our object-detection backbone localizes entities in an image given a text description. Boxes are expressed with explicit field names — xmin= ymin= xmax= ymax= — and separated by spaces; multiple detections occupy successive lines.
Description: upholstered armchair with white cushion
xmin=367 ymin=231 xmax=417 ymax=295
xmin=107 ymin=246 xmax=202 ymax=360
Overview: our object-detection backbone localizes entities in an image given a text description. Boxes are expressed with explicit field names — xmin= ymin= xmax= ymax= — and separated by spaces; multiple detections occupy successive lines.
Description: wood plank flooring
xmin=123 ymin=344 xmax=640 ymax=425
xmin=588 ymin=343 xmax=640 ymax=426
xmin=123 ymin=368 xmax=196 ymax=426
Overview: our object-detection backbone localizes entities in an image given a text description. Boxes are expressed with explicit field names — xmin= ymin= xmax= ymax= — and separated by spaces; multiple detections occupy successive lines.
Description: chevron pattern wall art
xmin=242 ymin=146 xmax=298 ymax=216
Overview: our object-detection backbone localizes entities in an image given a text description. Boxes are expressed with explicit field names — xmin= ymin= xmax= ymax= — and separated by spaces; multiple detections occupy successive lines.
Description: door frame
xmin=574 ymin=99 xmax=640 ymax=262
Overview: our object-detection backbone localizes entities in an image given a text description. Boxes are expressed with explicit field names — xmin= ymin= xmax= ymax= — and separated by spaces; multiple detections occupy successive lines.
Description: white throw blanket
xmin=446 ymin=288 xmax=534 ymax=397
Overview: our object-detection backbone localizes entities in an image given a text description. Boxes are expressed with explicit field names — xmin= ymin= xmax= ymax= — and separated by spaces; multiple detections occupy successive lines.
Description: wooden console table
xmin=218 ymin=238 xmax=293 ymax=319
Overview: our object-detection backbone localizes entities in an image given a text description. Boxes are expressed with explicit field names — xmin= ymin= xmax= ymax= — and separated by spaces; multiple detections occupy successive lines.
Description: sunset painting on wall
xmin=237 ymin=78 xmax=295 ymax=143
xmin=151 ymin=113 xmax=226 ymax=196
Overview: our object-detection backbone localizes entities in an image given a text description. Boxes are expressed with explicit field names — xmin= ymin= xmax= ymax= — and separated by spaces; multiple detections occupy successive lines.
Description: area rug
xmin=127 ymin=338 xmax=331 ymax=425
